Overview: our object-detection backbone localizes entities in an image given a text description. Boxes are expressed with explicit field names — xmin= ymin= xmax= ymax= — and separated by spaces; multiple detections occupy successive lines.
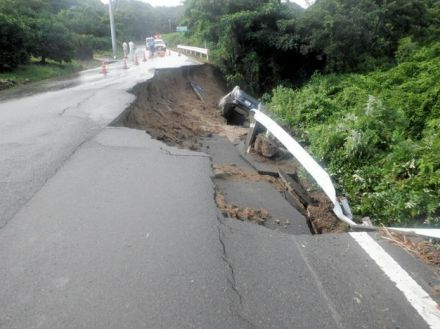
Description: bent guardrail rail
xmin=247 ymin=109 xmax=440 ymax=239
xmin=247 ymin=110 xmax=358 ymax=227
xmin=177 ymin=45 xmax=209 ymax=61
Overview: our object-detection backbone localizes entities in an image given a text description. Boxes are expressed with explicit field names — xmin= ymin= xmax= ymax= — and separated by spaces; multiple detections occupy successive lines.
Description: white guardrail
xmin=177 ymin=45 xmax=209 ymax=61
xmin=249 ymin=109 xmax=440 ymax=239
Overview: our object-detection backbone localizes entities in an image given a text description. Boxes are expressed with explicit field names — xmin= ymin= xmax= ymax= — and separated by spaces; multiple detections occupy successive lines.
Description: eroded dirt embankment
xmin=116 ymin=65 xmax=246 ymax=149
xmin=116 ymin=64 xmax=346 ymax=234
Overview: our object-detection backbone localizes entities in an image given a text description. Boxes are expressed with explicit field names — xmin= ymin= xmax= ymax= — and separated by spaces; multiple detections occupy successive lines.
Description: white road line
xmin=350 ymin=232 xmax=440 ymax=329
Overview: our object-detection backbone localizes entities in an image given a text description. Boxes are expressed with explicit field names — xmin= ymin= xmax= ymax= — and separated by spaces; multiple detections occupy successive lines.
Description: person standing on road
xmin=128 ymin=41 xmax=135 ymax=61
xmin=147 ymin=37 xmax=155 ymax=58
xmin=122 ymin=42 xmax=128 ymax=58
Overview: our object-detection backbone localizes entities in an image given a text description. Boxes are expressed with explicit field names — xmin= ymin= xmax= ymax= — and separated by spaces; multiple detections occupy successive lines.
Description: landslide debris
xmin=117 ymin=64 xmax=245 ymax=150
xmin=214 ymin=163 xmax=349 ymax=234
xmin=381 ymin=228 xmax=440 ymax=274
xmin=215 ymin=191 xmax=269 ymax=225
xmin=117 ymin=64 xmax=350 ymax=235
xmin=213 ymin=164 xmax=284 ymax=191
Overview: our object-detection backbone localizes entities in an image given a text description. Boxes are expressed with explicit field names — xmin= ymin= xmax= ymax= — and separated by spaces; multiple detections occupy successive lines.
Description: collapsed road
xmin=0 ymin=57 xmax=439 ymax=329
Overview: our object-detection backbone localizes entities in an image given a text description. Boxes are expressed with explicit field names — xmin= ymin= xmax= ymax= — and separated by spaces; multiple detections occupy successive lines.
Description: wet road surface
xmin=0 ymin=53 xmax=439 ymax=328
xmin=0 ymin=50 xmax=195 ymax=228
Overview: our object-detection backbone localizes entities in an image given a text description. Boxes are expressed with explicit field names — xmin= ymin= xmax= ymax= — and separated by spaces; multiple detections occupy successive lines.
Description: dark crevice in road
xmin=59 ymin=106 xmax=70 ymax=116
xmin=217 ymin=216 xmax=261 ymax=329
xmin=58 ymin=93 xmax=95 ymax=117
xmin=217 ymin=218 xmax=243 ymax=305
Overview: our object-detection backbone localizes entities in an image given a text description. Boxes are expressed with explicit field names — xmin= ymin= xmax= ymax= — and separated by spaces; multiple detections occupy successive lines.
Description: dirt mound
xmin=118 ymin=65 xmax=231 ymax=150
xmin=215 ymin=191 xmax=269 ymax=225
xmin=213 ymin=164 xmax=284 ymax=190
xmin=306 ymin=192 xmax=349 ymax=233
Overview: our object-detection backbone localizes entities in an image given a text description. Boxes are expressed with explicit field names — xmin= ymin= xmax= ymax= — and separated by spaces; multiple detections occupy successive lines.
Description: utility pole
xmin=108 ymin=0 xmax=117 ymax=59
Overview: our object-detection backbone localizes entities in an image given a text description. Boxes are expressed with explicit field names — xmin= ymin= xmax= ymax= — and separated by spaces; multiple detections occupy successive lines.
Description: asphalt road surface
xmin=0 ymin=51 xmax=439 ymax=329
xmin=0 ymin=50 xmax=194 ymax=229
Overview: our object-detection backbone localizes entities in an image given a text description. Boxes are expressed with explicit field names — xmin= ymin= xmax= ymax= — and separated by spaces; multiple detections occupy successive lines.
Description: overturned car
xmin=218 ymin=86 xmax=263 ymax=124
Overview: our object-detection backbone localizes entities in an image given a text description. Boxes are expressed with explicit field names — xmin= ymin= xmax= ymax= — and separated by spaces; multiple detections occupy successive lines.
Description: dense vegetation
xmin=270 ymin=40 xmax=440 ymax=226
xmin=0 ymin=0 xmax=183 ymax=71
xmin=181 ymin=0 xmax=440 ymax=226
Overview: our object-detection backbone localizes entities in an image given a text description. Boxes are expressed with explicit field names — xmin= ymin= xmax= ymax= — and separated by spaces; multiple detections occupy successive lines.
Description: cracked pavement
xmin=0 ymin=50 xmax=195 ymax=229
xmin=1 ymin=127 xmax=433 ymax=328
xmin=1 ymin=57 xmax=438 ymax=328
xmin=0 ymin=128 xmax=252 ymax=329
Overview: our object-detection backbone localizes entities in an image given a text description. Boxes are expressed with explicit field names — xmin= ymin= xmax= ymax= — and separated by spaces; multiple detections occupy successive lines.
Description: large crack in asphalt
xmin=217 ymin=217 xmax=243 ymax=305
xmin=112 ymin=63 xmax=362 ymax=326
xmin=217 ymin=215 xmax=260 ymax=329
xmin=115 ymin=64 xmax=348 ymax=235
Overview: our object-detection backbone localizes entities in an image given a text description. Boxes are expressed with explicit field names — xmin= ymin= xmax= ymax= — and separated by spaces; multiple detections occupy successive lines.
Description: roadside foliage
xmin=182 ymin=0 xmax=440 ymax=227
xmin=0 ymin=0 xmax=183 ymax=70
xmin=269 ymin=41 xmax=440 ymax=226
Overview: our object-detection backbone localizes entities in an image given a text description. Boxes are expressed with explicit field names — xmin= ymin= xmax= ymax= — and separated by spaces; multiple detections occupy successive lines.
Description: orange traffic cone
xmin=143 ymin=51 xmax=147 ymax=62
xmin=134 ymin=55 xmax=139 ymax=66
xmin=123 ymin=59 xmax=128 ymax=70
xmin=100 ymin=61 xmax=108 ymax=75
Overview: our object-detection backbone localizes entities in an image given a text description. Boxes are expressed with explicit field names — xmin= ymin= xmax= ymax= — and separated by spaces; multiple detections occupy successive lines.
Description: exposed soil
xmin=213 ymin=163 xmax=348 ymax=234
xmin=380 ymin=228 xmax=440 ymax=274
xmin=118 ymin=65 xmax=246 ymax=149
xmin=307 ymin=192 xmax=349 ymax=234
xmin=213 ymin=164 xmax=284 ymax=191
xmin=118 ymin=64 xmax=349 ymax=234
xmin=215 ymin=191 xmax=269 ymax=225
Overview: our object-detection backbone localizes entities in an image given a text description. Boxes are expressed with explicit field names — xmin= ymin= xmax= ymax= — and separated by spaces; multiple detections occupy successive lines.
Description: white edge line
xmin=350 ymin=232 xmax=440 ymax=329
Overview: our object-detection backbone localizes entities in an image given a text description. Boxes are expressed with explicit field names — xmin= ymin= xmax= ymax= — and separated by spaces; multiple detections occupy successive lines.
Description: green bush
xmin=0 ymin=13 xmax=29 ymax=71
xmin=269 ymin=42 xmax=440 ymax=227
xmin=74 ymin=34 xmax=94 ymax=60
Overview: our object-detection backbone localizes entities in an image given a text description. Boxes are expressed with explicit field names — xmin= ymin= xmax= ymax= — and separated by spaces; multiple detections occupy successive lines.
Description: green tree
xmin=0 ymin=14 xmax=29 ymax=71
xmin=30 ymin=16 xmax=76 ymax=63
xmin=183 ymin=0 xmax=307 ymax=93
xmin=59 ymin=0 xmax=110 ymax=58
xmin=113 ymin=0 xmax=155 ymax=40
xmin=297 ymin=0 xmax=430 ymax=72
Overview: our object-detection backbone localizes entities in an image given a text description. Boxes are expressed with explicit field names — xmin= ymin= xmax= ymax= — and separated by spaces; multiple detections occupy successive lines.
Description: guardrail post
xmin=245 ymin=112 xmax=260 ymax=153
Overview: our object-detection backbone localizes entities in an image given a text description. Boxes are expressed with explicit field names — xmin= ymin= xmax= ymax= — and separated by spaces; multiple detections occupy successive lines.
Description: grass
xmin=94 ymin=48 xmax=124 ymax=59
xmin=0 ymin=57 xmax=100 ymax=88
xmin=162 ymin=32 xmax=205 ymax=49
